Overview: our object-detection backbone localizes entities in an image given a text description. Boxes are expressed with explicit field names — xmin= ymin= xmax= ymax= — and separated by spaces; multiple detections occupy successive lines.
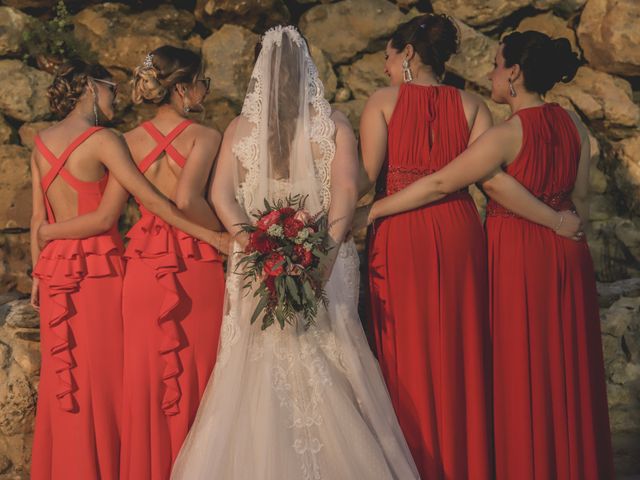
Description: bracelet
xmin=554 ymin=214 xmax=565 ymax=231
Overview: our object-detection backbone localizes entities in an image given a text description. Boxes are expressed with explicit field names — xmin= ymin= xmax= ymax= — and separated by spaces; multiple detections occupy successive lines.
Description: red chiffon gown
xmin=487 ymin=104 xmax=614 ymax=479
xmin=120 ymin=119 xmax=225 ymax=480
xmin=368 ymin=84 xmax=492 ymax=479
xmin=31 ymin=126 xmax=125 ymax=479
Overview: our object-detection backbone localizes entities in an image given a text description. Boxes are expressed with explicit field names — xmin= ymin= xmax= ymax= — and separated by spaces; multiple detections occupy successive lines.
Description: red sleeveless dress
xmin=120 ymin=120 xmax=225 ymax=480
xmin=31 ymin=127 xmax=125 ymax=479
xmin=368 ymin=84 xmax=492 ymax=479
xmin=487 ymin=104 xmax=614 ymax=479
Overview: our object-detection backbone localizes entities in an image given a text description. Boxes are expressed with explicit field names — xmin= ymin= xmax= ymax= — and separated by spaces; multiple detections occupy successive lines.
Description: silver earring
xmin=402 ymin=58 xmax=413 ymax=83
xmin=508 ymin=78 xmax=517 ymax=97
xmin=92 ymin=90 xmax=99 ymax=125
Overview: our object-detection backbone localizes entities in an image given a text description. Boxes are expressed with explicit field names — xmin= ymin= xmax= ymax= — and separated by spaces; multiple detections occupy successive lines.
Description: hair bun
xmin=47 ymin=58 xmax=111 ymax=118
xmin=391 ymin=13 xmax=459 ymax=78
xmin=131 ymin=45 xmax=202 ymax=106
xmin=132 ymin=64 xmax=167 ymax=104
xmin=551 ymin=37 xmax=580 ymax=84
xmin=502 ymin=31 xmax=580 ymax=94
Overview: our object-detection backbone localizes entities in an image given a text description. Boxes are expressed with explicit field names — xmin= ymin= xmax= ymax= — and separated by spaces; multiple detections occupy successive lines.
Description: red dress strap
xmin=138 ymin=119 xmax=193 ymax=173
xmin=36 ymin=126 xmax=105 ymax=193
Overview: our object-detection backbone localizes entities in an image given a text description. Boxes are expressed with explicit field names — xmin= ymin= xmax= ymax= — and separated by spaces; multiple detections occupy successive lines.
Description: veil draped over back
xmin=171 ymin=26 xmax=419 ymax=480
xmin=231 ymin=26 xmax=335 ymax=218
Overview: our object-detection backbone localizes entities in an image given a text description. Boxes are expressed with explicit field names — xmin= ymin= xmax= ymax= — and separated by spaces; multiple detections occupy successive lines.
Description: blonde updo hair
xmin=132 ymin=45 xmax=202 ymax=105
xmin=47 ymin=59 xmax=111 ymax=117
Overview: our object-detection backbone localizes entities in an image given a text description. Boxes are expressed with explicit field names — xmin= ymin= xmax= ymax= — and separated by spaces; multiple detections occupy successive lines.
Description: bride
xmin=171 ymin=26 xmax=420 ymax=480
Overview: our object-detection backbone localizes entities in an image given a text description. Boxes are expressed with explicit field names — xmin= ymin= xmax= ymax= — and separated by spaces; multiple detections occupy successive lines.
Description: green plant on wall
xmin=22 ymin=1 xmax=96 ymax=73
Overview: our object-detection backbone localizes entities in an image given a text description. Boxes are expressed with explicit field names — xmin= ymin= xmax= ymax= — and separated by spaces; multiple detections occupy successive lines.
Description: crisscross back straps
xmin=35 ymin=126 xmax=105 ymax=193
xmin=138 ymin=119 xmax=193 ymax=173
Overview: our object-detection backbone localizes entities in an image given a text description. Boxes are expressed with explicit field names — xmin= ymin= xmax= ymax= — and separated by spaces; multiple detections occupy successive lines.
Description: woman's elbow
xmin=175 ymin=193 xmax=195 ymax=212
xmin=98 ymin=212 xmax=120 ymax=232
xmin=433 ymin=177 xmax=456 ymax=197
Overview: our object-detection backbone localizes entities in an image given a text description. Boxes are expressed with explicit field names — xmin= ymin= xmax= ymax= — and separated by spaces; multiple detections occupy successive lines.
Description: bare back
xmin=35 ymin=123 xmax=110 ymax=222
xmin=124 ymin=118 xmax=199 ymax=200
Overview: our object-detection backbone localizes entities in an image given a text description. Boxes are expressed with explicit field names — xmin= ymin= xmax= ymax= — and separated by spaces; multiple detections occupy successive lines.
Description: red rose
xmin=248 ymin=231 xmax=275 ymax=254
xmin=283 ymin=217 xmax=304 ymax=238
xmin=256 ymin=210 xmax=282 ymax=231
xmin=294 ymin=244 xmax=313 ymax=267
xmin=263 ymin=252 xmax=285 ymax=276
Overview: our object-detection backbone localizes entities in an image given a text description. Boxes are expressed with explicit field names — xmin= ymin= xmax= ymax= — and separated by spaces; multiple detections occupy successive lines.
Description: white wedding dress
xmin=171 ymin=26 xmax=419 ymax=480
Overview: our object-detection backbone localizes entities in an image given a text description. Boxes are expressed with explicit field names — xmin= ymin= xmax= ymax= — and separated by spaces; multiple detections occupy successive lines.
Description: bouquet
xmin=236 ymin=195 xmax=330 ymax=330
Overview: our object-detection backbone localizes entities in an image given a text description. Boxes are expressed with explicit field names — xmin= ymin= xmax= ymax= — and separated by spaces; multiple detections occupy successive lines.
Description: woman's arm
xmin=328 ymin=112 xmax=359 ymax=244
xmin=358 ymin=90 xmax=390 ymax=197
xmin=29 ymin=151 xmax=46 ymax=309
xmin=38 ymin=175 xmax=129 ymax=246
xmin=210 ymin=118 xmax=252 ymax=249
xmin=468 ymin=97 xmax=493 ymax=144
xmin=570 ymin=118 xmax=591 ymax=222
xmin=94 ymin=129 xmax=220 ymax=247
xmin=320 ymin=111 xmax=359 ymax=282
xmin=174 ymin=126 xmax=224 ymax=232
xmin=367 ymin=120 xmax=581 ymax=236
xmin=368 ymin=122 xmax=513 ymax=220
xmin=482 ymin=171 xmax=581 ymax=237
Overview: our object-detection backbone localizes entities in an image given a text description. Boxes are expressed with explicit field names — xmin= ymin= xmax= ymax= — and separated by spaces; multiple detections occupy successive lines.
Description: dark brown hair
xmin=47 ymin=59 xmax=111 ymax=117
xmin=501 ymin=31 xmax=580 ymax=94
xmin=390 ymin=13 xmax=459 ymax=78
xmin=132 ymin=45 xmax=202 ymax=105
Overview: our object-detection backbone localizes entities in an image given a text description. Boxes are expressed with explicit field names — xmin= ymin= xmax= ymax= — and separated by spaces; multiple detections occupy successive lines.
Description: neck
xmin=66 ymin=103 xmax=97 ymax=127
xmin=154 ymin=103 xmax=187 ymax=121
xmin=409 ymin=65 xmax=440 ymax=86
xmin=508 ymin=90 xmax=544 ymax=113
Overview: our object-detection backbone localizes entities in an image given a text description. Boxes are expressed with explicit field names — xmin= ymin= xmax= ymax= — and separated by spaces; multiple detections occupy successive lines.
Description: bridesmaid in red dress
xmin=359 ymin=15 xmax=494 ymax=479
xmin=119 ymin=46 xmax=227 ymax=480
xmin=359 ymin=31 xmax=614 ymax=480
xmin=30 ymin=60 xmax=223 ymax=480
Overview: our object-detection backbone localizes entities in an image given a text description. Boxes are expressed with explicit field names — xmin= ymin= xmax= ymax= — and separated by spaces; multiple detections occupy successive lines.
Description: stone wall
xmin=0 ymin=0 xmax=638 ymax=478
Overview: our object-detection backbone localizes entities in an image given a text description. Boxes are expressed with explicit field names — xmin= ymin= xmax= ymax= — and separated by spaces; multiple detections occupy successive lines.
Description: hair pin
xmin=143 ymin=53 xmax=154 ymax=69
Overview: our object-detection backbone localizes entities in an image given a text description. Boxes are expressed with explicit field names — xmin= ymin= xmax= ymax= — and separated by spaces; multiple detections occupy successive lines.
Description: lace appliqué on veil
xmin=232 ymin=28 xmax=336 ymax=214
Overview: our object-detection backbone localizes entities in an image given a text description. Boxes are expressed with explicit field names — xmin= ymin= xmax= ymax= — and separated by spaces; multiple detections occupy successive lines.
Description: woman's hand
xmin=554 ymin=210 xmax=584 ymax=240
xmin=319 ymin=236 xmax=341 ymax=285
xmin=352 ymin=204 xmax=374 ymax=232
xmin=37 ymin=220 xmax=51 ymax=250
xmin=30 ymin=277 xmax=40 ymax=311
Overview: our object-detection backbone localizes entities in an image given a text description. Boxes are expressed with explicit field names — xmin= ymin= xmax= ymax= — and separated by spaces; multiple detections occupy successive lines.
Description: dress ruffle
xmin=33 ymin=235 xmax=124 ymax=412
xmin=125 ymin=213 xmax=221 ymax=416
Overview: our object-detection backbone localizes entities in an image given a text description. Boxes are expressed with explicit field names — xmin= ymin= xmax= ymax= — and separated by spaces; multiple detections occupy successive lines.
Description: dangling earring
xmin=508 ymin=78 xmax=517 ymax=97
xmin=92 ymin=88 xmax=99 ymax=125
xmin=402 ymin=58 xmax=413 ymax=83
xmin=181 ymin=86 xmax=191 ymax=114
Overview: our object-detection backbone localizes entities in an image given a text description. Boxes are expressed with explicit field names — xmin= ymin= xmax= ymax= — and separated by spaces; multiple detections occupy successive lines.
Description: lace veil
xmin=230 ymin=25 xmax=336 ymax=218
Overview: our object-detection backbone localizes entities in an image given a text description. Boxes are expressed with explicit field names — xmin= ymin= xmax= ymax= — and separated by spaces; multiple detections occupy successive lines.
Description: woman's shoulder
xmin=189 ymin=122 xmax=222 ymax=146
xmin=366 ymin=86 xmax=401 ymax=107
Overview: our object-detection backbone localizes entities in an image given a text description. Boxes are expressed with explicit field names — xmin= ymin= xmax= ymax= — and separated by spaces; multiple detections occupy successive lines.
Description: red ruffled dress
xmin=31 ymin=126 xmax=125 ymax=479
xmin=119 ymin=120 xmax=225 ymax=480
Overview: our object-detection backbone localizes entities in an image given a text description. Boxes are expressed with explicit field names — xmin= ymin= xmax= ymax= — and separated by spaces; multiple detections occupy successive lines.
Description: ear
xmin=175 ymin=83 xmax=187 ymax=97
xmin=404 ymin=44 xmax=416 ymax=61
xmin=510 ymin=64 xmax=522 ymax=82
